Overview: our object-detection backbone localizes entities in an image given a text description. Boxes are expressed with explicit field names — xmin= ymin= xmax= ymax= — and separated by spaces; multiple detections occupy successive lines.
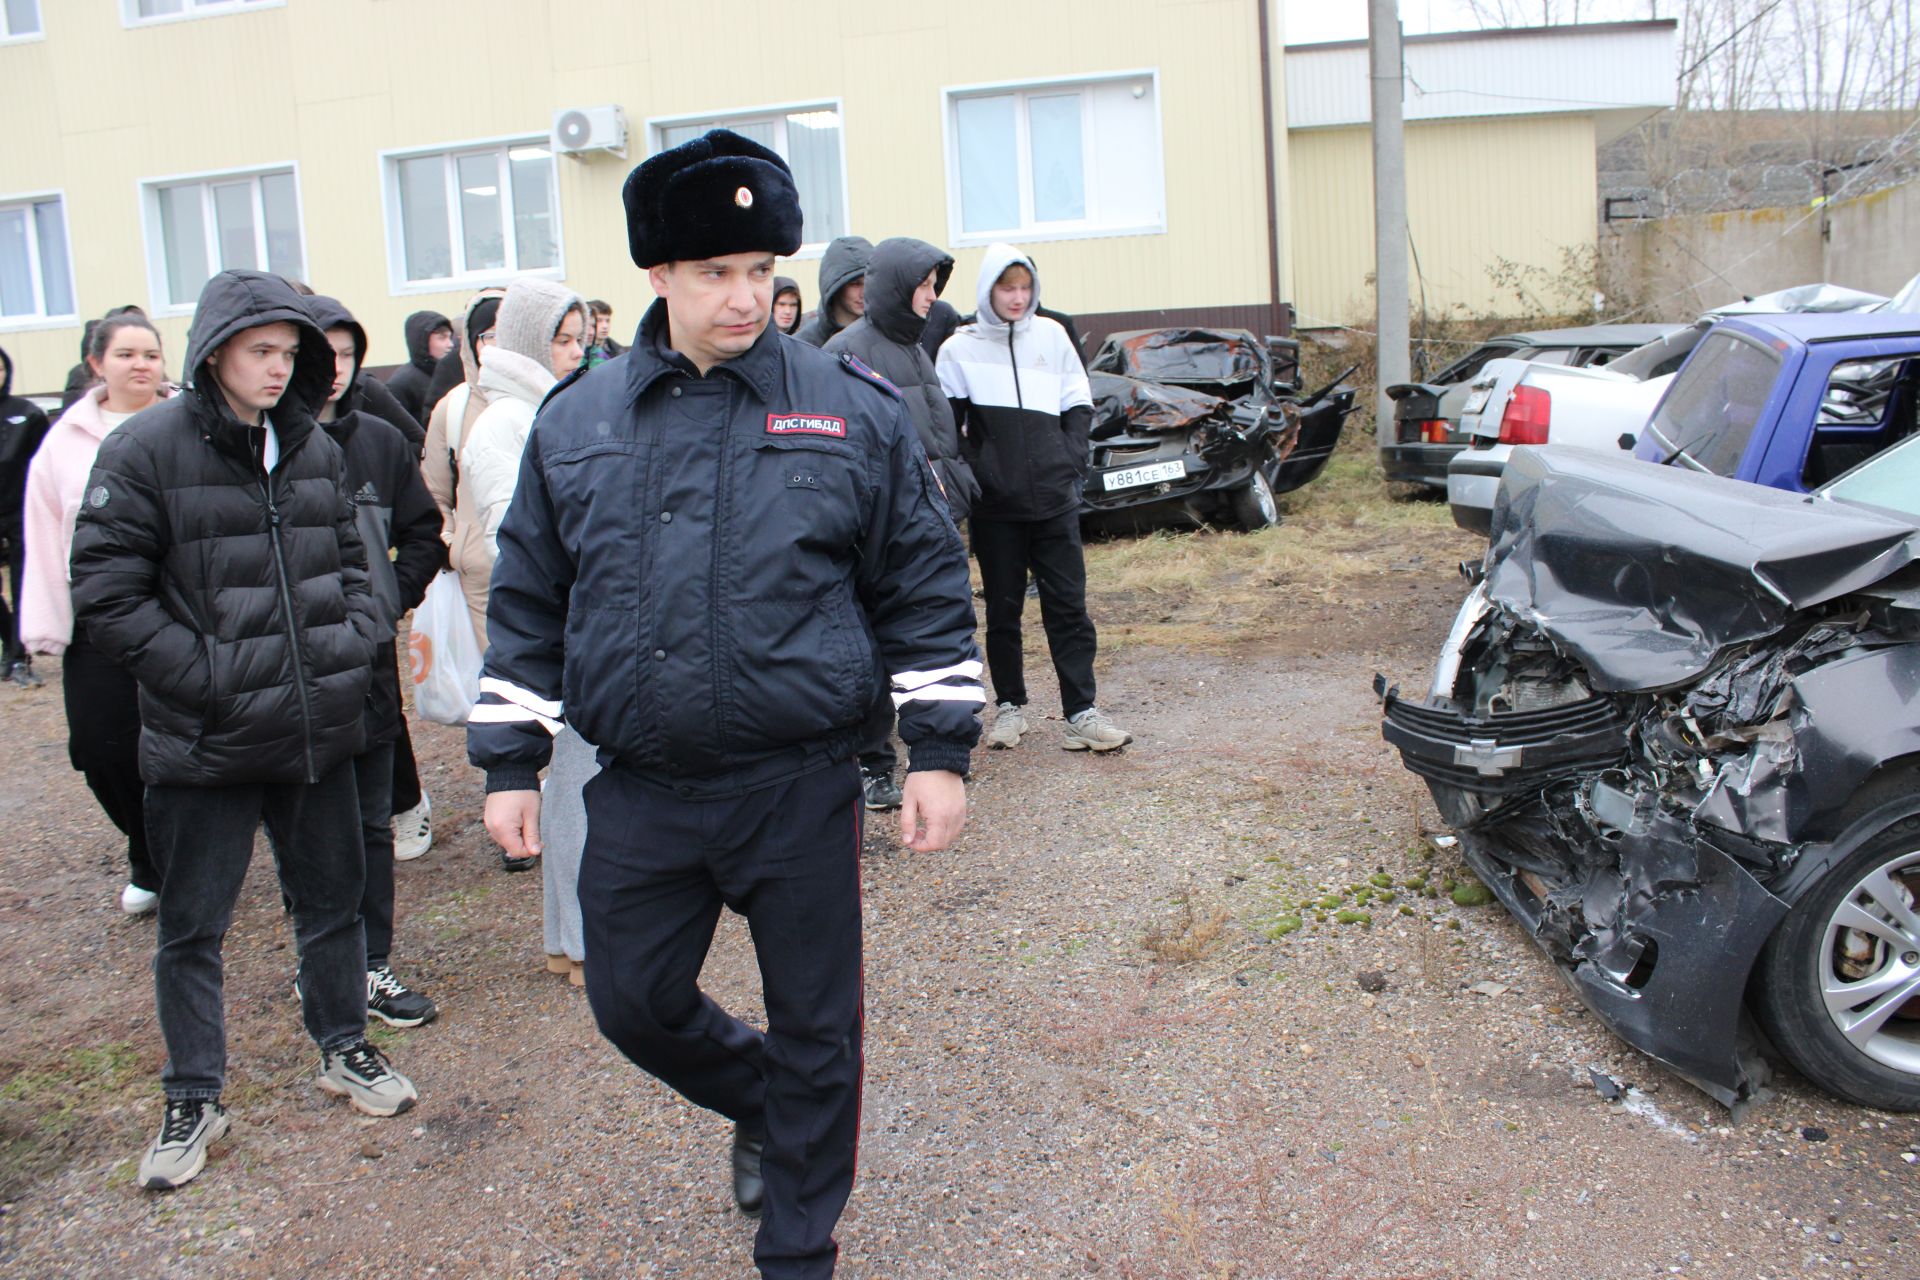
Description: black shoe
xmin=731 ymin=1126 xmax=766 ymax=1218
xmin=861 ymin=770 xmax=903 ymax=811
xmin=367 ymin=965 xmax=439 ymax=1027
xmin=7 ymin=659 xmax=42 ymax=689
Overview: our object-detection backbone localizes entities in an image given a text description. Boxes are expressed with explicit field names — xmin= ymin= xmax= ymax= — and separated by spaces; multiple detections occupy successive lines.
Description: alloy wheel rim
xmin=1819 ymin=847 xmax=1920 ymax=1076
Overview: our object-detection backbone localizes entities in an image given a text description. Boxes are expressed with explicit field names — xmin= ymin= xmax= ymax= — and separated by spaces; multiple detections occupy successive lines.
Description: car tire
xmin=1230 ymin=468 xmax=1280 ymax=532
xmin=1751 ymin=813 xmax=1920 ymax=1111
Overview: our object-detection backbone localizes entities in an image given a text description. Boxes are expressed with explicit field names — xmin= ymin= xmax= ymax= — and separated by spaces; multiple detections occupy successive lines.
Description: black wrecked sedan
xmin=1382 ymin=443 xmax=1920 ymax=1112
xmin=1081 ymin=327 xmax=1357 ymax=533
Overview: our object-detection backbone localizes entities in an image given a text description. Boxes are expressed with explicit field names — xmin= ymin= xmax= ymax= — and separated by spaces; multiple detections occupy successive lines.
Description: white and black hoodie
xmin=936 ymin=244 xmax=1093 ymax=521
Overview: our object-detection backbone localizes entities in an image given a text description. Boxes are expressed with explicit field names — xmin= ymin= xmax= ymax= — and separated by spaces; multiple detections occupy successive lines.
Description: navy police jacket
xmin=469 ymin=299 xmax=983 ymax=798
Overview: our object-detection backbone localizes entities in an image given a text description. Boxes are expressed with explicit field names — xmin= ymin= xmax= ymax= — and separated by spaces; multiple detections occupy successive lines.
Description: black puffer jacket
xmin=70 ymin=270 xmax=380 ymax=787
xmin=825 ymin=238 xmax=978 ymax=523
xmin=793 ymin=235 xmax=872 ymax=348
xmin=470 ymin=299 xmax=983 ymax=798
xmin=0 ymin=345 xmax=50 ymax=534
xmin=383 ymin=310 xmax=448 ymax=427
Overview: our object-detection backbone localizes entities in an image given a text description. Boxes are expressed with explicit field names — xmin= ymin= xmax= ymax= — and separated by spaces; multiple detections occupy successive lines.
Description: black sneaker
xmin=7 ymin=659 xmax=43 ymax=689
xmin=366 ymin=965 xmax=439 ymax=1027
xmin=861 ymin=770 xmax=903 ymax=811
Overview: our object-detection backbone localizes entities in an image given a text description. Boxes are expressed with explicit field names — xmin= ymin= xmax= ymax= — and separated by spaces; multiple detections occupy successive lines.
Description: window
xmin=1646 ymin=332 xmax=1782 ymax=477
xmin=944 ymin=73 xmax=1165 ymax=245
xmin=1 ymin=0 xmax=41 ymax=40
xmin=652 ymin=105 xmax=847 ymax=250
xmin=383 ymin=140 xmax=560 ymax=289
xmin=142 ymin=168 xmax=305 ymax=312
xmin=123 ymin=0 xmax=281 ymax=26
xmin=0 ymin=194 xmax=75 ymax=326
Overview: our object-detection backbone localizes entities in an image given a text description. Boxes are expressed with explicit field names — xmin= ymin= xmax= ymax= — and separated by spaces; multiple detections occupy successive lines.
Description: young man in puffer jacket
xmin=311 ymin=296 xmax=448 ymax=1029
xmin=383 ymin=310 xmax=452 ymax=426
xmin=936 ymin=245 xmax=1132 ymax=753
xmin=70 ymin=270 xmax=420 ymax=1192
xmin=0 ymin=343 xmax=50 ymax=686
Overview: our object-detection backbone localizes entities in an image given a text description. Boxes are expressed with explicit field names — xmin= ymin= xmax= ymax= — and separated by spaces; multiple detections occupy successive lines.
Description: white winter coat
xmin=462 ymin=346 xmax=557 ymax=559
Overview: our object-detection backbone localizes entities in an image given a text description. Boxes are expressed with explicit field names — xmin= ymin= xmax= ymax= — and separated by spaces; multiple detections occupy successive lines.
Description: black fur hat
xmin=623 ymin=129 xmax=804 ymax=268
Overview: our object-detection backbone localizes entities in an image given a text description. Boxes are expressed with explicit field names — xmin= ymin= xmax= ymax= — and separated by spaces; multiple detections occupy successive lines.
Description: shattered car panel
xmin=1381 ymin=447 xmax=1920 ymax=1109
xmin=1081 ymin=328 xmax=1356 ymax=532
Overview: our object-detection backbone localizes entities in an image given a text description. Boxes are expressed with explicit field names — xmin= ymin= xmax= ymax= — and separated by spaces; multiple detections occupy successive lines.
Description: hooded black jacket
xmin=469 ymin=298 xmax=983 ymax=798
xmin=70 ymin=270 xmax=381 ymax=787
xmin=793 ymin=235 xmax=873 ymax=348
xmin=383 ymin=310 xmax=449 ymax=427
xmin=824 ymin=239 xmax=979 ymax=524
xmin=773 ymin=276 xmax=804 ymax=335
xmin=0 ymin=345 xmax=50 ymax=534
xmin=310 ymin=297 xmax=448 ymax=744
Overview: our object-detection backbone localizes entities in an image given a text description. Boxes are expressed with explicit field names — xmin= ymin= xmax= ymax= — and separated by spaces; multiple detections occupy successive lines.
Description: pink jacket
xmin=21 ymin=385 xmax=171 ymax=655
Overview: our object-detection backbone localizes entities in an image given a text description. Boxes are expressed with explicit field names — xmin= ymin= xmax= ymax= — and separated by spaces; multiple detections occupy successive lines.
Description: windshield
xmin=1646 ymin=331 xmax=1782 ymax=474
xmin=1819 ymin=430 xmax=1920 ymax=520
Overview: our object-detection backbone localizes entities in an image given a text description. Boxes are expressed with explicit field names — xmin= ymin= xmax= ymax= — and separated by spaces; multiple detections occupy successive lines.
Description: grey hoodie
xmin=793 ymin=235 xmax=873 ymax=347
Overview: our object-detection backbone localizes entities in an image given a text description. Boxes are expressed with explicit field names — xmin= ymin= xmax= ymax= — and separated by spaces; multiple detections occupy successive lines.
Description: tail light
xmin=1403 ymin=418 xmax=1447 ymax=443
xmin=1497 ymin=386 xmax=1551 ymax=445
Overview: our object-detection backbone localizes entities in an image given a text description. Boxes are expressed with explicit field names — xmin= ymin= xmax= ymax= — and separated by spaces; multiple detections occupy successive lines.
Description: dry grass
xmin=1141 ymin=890 xmax=1232 ymax=965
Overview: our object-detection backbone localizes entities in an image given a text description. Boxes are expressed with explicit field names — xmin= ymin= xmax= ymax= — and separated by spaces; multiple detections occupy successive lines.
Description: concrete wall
xmin=1826 ymin=181 xmax=1920 ymax=298
xmin=1288 ymin=114 xmax=1600 ymax=325
xmin=0 ymin=0 xmax=1285 ymax=392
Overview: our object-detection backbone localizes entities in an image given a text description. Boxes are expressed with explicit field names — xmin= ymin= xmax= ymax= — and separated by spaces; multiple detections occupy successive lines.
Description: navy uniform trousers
xmin=579 ymin=758 xmax=865 ymax=1280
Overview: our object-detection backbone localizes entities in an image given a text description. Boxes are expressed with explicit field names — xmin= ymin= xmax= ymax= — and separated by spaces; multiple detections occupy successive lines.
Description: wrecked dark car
xmin=1382 ymin=444 xmax=1920 ymax=1112
xmin=1081 ymin=327 xmax=1357 ymax=532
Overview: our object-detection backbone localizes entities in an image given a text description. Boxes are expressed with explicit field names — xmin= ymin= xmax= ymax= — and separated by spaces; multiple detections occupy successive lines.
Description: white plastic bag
xmin=409 ymin=570 xmax=483 ymax=725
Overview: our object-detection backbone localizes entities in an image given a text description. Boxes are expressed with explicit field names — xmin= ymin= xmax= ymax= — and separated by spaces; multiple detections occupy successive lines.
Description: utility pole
xmin=1369 ymin=0 xmax=1410 ymax=434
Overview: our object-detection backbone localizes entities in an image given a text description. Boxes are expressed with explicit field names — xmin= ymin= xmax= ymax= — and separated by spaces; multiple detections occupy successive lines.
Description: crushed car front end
xmin=1382 ymin=448 xmax=1920 ymax=1111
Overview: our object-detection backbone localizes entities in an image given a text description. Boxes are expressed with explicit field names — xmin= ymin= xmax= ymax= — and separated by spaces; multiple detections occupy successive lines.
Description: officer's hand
xmin=484 ymin=789 xmax=544 ymax=862
xmin=899 ymin=770 xmax=966 ymax=852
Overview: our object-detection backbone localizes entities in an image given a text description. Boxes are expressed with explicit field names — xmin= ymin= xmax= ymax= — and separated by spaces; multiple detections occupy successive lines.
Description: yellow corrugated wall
xmin=1288 ymin=114 xmax=1599 ymax=326
xmin=0 ymin=0 xmax=1283 ymax=392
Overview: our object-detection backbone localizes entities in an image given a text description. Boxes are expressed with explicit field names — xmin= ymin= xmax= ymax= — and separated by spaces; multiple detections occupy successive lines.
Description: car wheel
xmin=1230 ymin=468 xmax=1280 ymax=531
xmin=1752 ymin=814 xmax=1920 ymax=1111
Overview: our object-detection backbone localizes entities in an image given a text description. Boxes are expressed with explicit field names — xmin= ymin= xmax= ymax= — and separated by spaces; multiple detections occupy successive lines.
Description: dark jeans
xmin=391 ymin=711 xmax=421 ymax=815
xmin=146 ymin=760 xmax=367 ymax=1102
xmin=354 ymin=742 xmax=396 ymax=968
xmin=63 ymin=628 xmax=158 ymax=891
xmin=971 ymin=511 xmax=1098 ymax=717
xmin=0 ymin=533 xmax=23 ymax=667
xmin=856 ymin=679 xmax=896 ymax=778
xmin=580 ymin=762 xmax=864 ymax=1280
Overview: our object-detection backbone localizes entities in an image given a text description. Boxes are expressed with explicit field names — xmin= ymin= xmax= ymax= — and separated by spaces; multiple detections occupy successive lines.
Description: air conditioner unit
xmin=552 ymin=105 xmax=627 ymax=158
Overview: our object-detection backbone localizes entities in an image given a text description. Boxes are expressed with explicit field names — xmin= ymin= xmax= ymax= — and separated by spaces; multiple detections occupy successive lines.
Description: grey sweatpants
xmin=540 ymin=727 xmax=599 ymax=963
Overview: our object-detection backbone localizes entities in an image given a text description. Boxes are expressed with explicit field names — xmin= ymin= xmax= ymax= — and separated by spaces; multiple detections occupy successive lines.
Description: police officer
xmin=469 ymin=130 xmax=982 ymax=1280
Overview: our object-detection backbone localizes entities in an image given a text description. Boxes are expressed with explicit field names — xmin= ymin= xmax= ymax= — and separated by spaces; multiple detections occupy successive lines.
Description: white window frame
xmin=645 ymin=98 xmax=851 ymax=258
xmin=940 ymin=69 xmax=1167 ymax=248
xmin=121 ymin=0 xmax=284 ymax=28
xmin=0 ymin=0 xmax=45 ymax=44
xmin=377 ymin=134 xmax=565 ymax=296
xmin=137 ymin=163 xmax=308 ymax=318
xmin=0 ymin=189 xmax=78 ymax=332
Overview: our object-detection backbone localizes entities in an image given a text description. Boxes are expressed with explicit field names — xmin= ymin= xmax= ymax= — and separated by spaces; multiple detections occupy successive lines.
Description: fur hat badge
xmin=622 ymin=129 xmax=804 ymax=268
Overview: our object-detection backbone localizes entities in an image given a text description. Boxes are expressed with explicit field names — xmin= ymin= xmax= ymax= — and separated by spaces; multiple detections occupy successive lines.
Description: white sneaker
xmin=986 ymin=702 xmax=1027 ymax=749
xmin=392 ymin=795 xmax=432 ymax=862
xmin=316 ymin=1040 xmax=418 ymax=1117
xmin=1063 ymin=707 xmax=1133 ymax=752
xmin=121 ymin=883 xmax=158 ymax=915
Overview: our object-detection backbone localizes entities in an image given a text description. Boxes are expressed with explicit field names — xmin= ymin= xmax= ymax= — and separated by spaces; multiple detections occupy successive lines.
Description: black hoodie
xmin=0 ymin=345 xmax=50 ymax=533
xmin=823 ymin=238 xmax=979 ymax=523
xmin=70 ymin=270 xmax=380 ymax=787
xmin=793 ymin=235 xmax=874 ymax=348
xmin=773 ymin=276 xmax=804 ymax=335
xmin=383 ymin=310 xmax=450 ymax=427
xmin=310 ymin=296 xmax=447 ymax=743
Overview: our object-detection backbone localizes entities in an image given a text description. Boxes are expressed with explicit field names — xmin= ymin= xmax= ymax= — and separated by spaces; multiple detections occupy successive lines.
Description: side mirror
xmin=1617 ymin=432 xmax=1637 ymax=450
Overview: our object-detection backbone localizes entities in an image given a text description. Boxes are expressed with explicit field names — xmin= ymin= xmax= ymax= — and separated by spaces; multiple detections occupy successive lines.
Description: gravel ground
xmin=2 ymin=528 xmax=1917 ymax=1279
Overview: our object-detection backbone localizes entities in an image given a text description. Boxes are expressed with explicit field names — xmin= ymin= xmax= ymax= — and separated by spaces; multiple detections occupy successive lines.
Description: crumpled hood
xmin=1483 ymin=448 xmax=1920 ymax=692
xmin=403 ymin=310 xmax=450 ymax=371
xmin=183 ymin=270 xmax=334 ymax=417
xmin=865 ymin=238 xmax=953 ymax=346
xmin=772 ymin=275 xmax=802 ymax=333
xmin=972 ymin=242 xmax=1039 ymax=336
xmin=305 ymin=294 xmax=369 ymax=401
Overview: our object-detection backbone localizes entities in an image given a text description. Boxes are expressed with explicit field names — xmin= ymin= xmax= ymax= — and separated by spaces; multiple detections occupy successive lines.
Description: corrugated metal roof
xmin=1285 ymin=20 xmax=1675 ymax=139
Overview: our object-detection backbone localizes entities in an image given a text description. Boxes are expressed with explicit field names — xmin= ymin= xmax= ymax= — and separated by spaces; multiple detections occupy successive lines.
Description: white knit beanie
xmin=494 ymin=277 xmax=587 ymax=375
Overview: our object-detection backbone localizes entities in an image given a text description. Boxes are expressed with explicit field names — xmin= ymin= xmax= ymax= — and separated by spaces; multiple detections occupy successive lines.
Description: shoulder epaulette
xmin=837 ymin=352 xmax=902 ymax=399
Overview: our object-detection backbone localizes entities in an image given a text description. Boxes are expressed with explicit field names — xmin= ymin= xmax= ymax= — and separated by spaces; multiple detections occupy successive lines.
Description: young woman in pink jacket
xmin=22 ymin=315 xmax=172 ymax=915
